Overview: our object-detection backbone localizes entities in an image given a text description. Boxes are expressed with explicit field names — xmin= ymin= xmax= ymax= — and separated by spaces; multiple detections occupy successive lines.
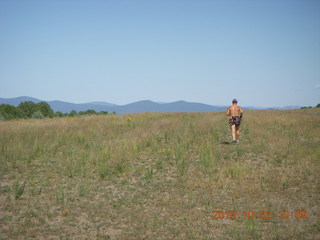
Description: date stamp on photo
xmin=212 ymin=210 xmax=309 ymax=220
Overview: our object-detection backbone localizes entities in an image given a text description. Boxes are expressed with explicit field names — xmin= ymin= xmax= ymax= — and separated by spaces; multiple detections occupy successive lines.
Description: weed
xmin=244 ymin=219 xmax=262 ymax=240
xmin=176 ymin=157 xmax=187 ymax=177
xmin=144 ymin=168 xmax=153 ymax=180
xmin=56 ymin=188 xmax=65 ymax=206
xmin=14 ymin=181 xmax=26 ymax=200
xmin=78 ymin=183 xmax=87 ymax=197
xmin=155 ymin=158 xmax=163 ymax=170
xmin=98 ymin=165 xmax=109 ymax=179
xmin=114 ymin=162 xmax=126 ymax=175
xmin=0 ymin=185 xmax=10 ymax=194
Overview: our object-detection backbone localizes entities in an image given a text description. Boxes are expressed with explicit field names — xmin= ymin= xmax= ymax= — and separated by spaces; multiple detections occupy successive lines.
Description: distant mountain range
xmin=0 ymin=96 xmax=302 ymax=114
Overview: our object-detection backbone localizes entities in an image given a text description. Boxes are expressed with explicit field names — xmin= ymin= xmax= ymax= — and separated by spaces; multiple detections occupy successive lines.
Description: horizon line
xmin=0 ymin=96 xmax=310 ymax=109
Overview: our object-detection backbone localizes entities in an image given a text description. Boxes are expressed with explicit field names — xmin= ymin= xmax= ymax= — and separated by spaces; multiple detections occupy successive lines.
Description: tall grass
xmin=0 ymin=110 xmax=319 ymax=239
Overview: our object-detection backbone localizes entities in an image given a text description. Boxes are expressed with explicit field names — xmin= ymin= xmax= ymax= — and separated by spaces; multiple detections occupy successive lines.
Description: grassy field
xmin=0 ymin=109 xmax=319 ymax=240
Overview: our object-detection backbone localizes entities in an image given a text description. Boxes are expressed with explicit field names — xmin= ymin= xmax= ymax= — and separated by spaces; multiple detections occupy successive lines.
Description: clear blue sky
xmin=0 ymin=0 xmax=319 ymax=107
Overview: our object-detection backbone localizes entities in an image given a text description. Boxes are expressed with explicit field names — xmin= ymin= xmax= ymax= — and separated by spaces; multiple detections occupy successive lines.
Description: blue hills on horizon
xmin=0 ymin=96 xmax=302 ymax=114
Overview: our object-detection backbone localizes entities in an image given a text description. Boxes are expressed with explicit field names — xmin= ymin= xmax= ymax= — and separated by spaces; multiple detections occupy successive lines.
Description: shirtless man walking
xmin=226 ymin=99 xmax=243 ymax=143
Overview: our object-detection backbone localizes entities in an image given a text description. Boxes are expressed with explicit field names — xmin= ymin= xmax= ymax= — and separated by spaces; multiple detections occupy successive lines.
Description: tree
xmin=37 ymin=102 xmax=54 ymax=118
xmin=85 ymin=109 xmax=96 ymax=115
xmin=18 ymin=101 xmax=38 ymax=118
xmin=55 ymin=111 xmax=64 ymax=117
xmin=316 ymin=103 xmax=320 ymax=108
xmin=78 ymin=109 xmax=97 ymax=116
xmin=69 ymin=110 xmax=77 ymax=117
xmin=98 ymin=111 xmax=109 ymax=115
xmin=0 ymin=104 xmax=22 ymax=120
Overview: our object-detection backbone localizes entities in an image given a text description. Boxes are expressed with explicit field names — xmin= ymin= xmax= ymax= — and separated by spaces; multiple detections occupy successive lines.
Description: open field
xmin=0 ymin=109 xmax=319 ymax=240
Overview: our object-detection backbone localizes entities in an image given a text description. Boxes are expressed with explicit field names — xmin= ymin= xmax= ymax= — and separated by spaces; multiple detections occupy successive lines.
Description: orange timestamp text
xmin=212 ymin=210 xmax=309 ymax=220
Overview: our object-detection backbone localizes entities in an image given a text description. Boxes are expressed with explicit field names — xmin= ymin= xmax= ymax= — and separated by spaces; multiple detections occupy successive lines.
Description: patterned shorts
xmin=229 ymin=116 xmax=241 ymax=127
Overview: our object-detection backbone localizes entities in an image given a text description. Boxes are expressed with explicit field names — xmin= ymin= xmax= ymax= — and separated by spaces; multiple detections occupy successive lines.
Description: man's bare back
xmin=226 ymin=105 xmax=243 ymax=117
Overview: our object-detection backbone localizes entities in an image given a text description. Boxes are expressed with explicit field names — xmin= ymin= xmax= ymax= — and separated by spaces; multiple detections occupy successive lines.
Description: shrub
xmin=69 ymin=110 xmax=77 ymax=117
xmin=32 ymin=111 xmax=44 ymax=119
xmin=55 ymin=111 xmax=64 ymax=117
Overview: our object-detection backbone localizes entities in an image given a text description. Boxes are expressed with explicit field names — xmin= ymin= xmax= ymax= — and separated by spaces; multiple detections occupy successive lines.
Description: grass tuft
xmin=14 ymin=181 xmax=26 ymax=200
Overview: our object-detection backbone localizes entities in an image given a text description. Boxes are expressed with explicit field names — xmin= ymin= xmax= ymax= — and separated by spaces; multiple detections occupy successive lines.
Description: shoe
xmin=232 ymin=140 xmax=237 ymax=143
xmin=236 ymin=140 xmax=239 ymax=143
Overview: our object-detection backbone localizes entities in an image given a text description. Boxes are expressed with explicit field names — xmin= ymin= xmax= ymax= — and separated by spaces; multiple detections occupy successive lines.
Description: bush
xmin=32 ymin=111 xmax=44 ymax=119
xmin=55 ymin=111 xmax=64 ymax=117
xmin=0 ymin=104 xmax=22 ymax=119
xmin=79 ymin=109 xmax=97 ymax=116
xmin=98 ymin=111 xmax=109 ymax=115
xmin=69 ymin=110 xmax=77 ymax=117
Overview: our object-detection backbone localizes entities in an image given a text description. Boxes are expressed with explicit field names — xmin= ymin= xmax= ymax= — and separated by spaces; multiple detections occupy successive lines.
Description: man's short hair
xmin=232 ymin=99 xmax=238 ymax=103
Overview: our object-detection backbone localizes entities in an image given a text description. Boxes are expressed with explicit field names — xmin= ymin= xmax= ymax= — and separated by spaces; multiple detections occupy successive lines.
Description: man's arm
xmin=226 ymin=107 xmax=230 ymax=116
xmin=239 ymin=107 xmax=243 ymax=118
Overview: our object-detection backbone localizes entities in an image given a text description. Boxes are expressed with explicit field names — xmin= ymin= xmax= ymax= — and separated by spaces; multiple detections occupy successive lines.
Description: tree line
xmin=301 ymin=103 xmax=320 ymax=109
xmin=0 ymin=101 xmax=114 ymax=120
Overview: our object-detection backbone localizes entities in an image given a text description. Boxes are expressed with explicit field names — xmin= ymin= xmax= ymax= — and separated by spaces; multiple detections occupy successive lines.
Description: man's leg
xmin=231 ymin=125 xmax=236 ymax=141
xmin=236 ymin=125 xmax=240 ymax=140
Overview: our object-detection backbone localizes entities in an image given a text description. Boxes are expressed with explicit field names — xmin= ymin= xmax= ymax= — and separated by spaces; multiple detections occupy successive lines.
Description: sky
xmin=0 ymin=0 xmax=319 ymax=107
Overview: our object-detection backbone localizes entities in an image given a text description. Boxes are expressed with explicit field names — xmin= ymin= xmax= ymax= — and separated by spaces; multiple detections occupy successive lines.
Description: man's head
xmin=232 ymin=99 xmax=238 ymax=105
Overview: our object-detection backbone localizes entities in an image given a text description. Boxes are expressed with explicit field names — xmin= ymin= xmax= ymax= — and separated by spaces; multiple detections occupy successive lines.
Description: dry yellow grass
xmin=0 ymin=109 xmax=319 ymax=239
